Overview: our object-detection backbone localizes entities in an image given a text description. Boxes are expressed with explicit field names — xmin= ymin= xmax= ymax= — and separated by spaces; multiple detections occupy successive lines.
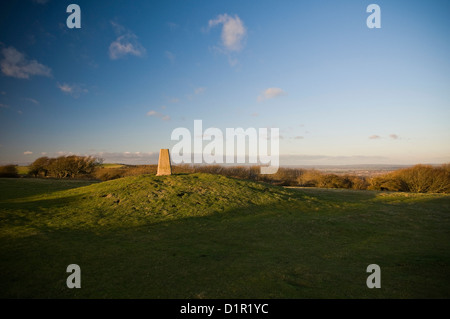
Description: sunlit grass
xmin=0 ymin=175 xmax=449 ymax=298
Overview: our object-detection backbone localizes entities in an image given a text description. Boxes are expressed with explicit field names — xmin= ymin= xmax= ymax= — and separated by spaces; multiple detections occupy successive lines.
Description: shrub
xmin=395 ymin=164 xmax=450 ymax=193
xmin=47 ymin=156 xmax=101 ymax=178
xmin=369 ymin=165 xmax=450 ymax=193
xmin=368 ymin=174 xmax=408 ymax=192
xmin=29 ymin=156 xmax=102 ymax=179
xmin=350 ymin=176 xmax=369 ymax=190
xmin=0 ymin=165 xmax=19 ymax=178
xmin=29 ymin=157 xmax=51 ymax=177
xmin=297 ymin=169 xmax=322 ymax=187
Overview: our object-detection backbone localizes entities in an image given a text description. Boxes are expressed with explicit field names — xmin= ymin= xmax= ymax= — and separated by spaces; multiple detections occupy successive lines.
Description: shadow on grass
xmin=0 ymin=178 xmax=98 ymax=202
xmin=1 ymin=194 xmax=450 ymax=298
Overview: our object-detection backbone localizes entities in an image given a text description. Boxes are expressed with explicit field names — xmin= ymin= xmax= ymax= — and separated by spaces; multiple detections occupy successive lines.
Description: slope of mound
xmin=1 ymin=173 xmax=298 ymax=233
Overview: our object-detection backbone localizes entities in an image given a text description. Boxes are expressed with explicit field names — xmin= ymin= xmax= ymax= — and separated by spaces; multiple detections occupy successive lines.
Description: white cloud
xmin=257 ymin=88 xmax=286 ymax=101
xmin=146 ymin=110 xmax=170 ymax=121
xmin=24 ymin=151 xmax=33 ymax=155
xmin=1 ymin=47 xmax=52 ymax=79
xmin=57 ymin=82 xmax=88 ymax=98
xmin=208 ymin=14 xmax=247 ymax=52
xmin=109 ymin=22 xmax=146 ymax=60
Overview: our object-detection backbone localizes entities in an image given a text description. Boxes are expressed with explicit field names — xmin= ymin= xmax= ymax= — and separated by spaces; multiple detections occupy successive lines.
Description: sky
xmin=0 ymin=0 xmax=449 ymax=166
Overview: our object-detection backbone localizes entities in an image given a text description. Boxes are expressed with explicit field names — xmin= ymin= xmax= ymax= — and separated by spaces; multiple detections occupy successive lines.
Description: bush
xmin=0 ymin=165 xmax=19 ymax=178
xmin=297 ymin=169 xmax=322 ymax=187
xmin=29 ymin=156 xmax=102 ymax=179
xmin=369 ymin=164 xmax=450 ymax=193
xmin=396 ymin=164 xmax=450 ymax=193
xmin=368 ymin=174 xmax=408 ymax=192
xmin=349 ymin=176 xmax=370 ymax=190
xmin=29 ymin=157 xmax=51 ymax=177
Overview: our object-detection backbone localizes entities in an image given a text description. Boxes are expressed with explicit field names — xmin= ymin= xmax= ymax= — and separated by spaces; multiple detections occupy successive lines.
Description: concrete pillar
xmin=156 ymin=149 xmax=172 ymax=176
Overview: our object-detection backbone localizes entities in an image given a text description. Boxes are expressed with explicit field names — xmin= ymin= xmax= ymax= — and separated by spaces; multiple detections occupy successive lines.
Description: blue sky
xmin=0 ymin=0 xmax=449 ymax=165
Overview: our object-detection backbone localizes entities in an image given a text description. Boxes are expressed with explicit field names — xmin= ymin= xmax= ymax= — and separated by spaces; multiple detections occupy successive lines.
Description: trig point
xmin=156 ymin=149 xmax=172 ymax=176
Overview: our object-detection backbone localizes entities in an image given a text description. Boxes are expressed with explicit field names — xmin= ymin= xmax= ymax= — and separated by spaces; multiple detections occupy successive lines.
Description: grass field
xmin=99 ymin=163 xmax=126 ymax=169
xmin=15 ymin=166 xmax=30 ymax=175
xmin=0 ymin=174 xmax=449 ymax=298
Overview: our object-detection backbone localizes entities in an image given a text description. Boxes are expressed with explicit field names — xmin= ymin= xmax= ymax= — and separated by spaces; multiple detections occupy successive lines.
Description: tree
xmin=29 ymin=157 xmax=50 ymax=177
xmin=0 ymin=165 xmax=19 ymax=178
xmin=47 ymin=155 xmax=101 ymax=178
xmin=30 ymin=155 xmax=102 ymax=179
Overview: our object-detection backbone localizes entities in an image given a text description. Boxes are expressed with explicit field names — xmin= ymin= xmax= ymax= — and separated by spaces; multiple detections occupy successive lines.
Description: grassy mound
xmin=0 ymin=173 xmax=298 ymax=235
xmin=1 ymin=175 xmax=449 ymax=298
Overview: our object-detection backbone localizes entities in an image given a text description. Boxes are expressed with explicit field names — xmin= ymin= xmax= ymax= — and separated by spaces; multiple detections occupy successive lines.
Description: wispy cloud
xmin=194 ymin=87 xmax=206 ymax=95
xmin=208 ymin=14 xmax=247 ymax=52
xmin=146 ymin=110 xmax=170 ymax=121
xmin=165 ymin=51 xmax=176 ymax=63
xmin=186 ymin=87 xmax=206 ymax=100
xmin=258 ymin=88 xmax=286 ymax=102
xmin=168 ymin=97 xmax=179 ymax=103
xmin=23 ymin=97 xmax=39 ymax=105
xmin=369 ymin=134 xmax=400 ymax=140
xmin=1 ymin=46 xmax=52 ymax=79
xmin=23 ymin=151 xmax=33 ymax=155
xmin=57 ymin=82 xmax=88 ymax=98
xmin=389 ymin=134 xmax=399 ymax=140
xmin=0 ymin=103 xmax=9 ymax=108
xmin=167 ymin=22 xmax=179 ymax=31
xmin=109 ymin=22 xmax=146 ymax=60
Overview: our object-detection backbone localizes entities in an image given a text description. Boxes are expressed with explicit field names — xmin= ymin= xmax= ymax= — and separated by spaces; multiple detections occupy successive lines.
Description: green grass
xmin=99 ymin=163 xmax=126 ymax=169
xmin=0 ymin=174 xmax=449 ymax=298
xmin=15 ymin=166 xmax=30 ymax=175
